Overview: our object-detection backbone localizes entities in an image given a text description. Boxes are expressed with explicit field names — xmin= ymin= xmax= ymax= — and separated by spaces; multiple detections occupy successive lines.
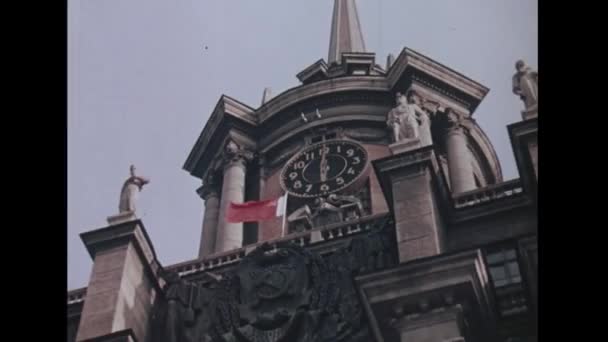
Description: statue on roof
xmin=118 ymin=165 xmax=150 ymax=214
xmin=512 ymin=60 xmax=538 ymax=110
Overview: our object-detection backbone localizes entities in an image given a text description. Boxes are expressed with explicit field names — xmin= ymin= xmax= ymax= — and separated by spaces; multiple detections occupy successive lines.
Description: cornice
xmin=387 ymin=47 xmax=489 ymax=112
xmin=183 ymin=95 xmax=255 ymax=174
xmin=256 ymin=76 xmax=390 ymax=123
xmin=296 ymin=58 xmax=329 ymax=83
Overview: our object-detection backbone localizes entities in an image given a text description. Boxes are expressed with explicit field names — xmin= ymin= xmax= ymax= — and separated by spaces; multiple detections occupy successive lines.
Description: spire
xmin=328 ymin=0 xmax=366 ymax=64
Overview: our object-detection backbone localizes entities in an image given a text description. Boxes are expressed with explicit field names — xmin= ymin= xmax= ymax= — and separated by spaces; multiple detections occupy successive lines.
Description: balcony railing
xmin=453 ymin=179 xmax=524 ymax=209
xmin=168 ymin=213 xmax=391 ymax=276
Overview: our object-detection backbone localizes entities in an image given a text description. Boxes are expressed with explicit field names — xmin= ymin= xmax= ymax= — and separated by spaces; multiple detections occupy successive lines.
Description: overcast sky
xmin=68 ymin=0 xmax=537 ymax=290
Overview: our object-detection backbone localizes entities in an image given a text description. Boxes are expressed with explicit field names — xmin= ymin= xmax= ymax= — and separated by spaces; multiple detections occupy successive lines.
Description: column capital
xmin=196 ymin=183 xmax=219 ymax=200
xmin=222 ymin=140 xmax=254 ymax=170
xmin=445 ymin=108 xmax=468 ymax=134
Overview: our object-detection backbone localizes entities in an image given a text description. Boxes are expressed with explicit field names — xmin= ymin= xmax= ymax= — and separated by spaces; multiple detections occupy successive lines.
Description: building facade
xmin=67 ymin=1 xmax=538 ymax=341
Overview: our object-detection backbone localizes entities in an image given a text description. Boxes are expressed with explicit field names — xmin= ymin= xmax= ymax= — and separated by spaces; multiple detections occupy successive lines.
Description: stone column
xmin=215 ymin=142 xmax=253 ymax=252
xmin=445 ymin=110 xmax=476 ymax=194
xmin=76 ymin=220 xmax=161 ymax=342
xmin=197 ymin=182 xmax=220 ymax=258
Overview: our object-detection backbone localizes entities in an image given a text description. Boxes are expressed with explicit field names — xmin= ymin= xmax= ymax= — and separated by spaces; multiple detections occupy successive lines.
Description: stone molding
xmin=387 ymin=47 xmax=489 ymax=107
xmin=356 ymin=249 xmax=498 ymax=342
xmin=196 ymin=183 xmax=219 ymax=200
xmin=183 ymin=95 xmax=255 ymax=175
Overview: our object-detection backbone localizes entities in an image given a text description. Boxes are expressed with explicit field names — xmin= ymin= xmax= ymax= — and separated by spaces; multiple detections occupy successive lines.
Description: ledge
xmin=166 ymin=213 xmax=392 ymax=278
xmin=79 ymin=219 xmax=164 ymax=294
xmin=387 ymin=47 xmax=489 ymax=112
xmin=356 ymin=249 xmax=498 ymax=342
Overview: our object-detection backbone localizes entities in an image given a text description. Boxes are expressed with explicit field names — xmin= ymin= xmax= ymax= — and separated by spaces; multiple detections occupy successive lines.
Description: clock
xmin=280 ymin=140 xmax=368 ymax=198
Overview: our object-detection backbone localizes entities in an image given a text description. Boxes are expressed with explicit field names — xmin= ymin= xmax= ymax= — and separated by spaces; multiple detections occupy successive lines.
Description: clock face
xmin=280 ymin=140 xmax=368 ymax=198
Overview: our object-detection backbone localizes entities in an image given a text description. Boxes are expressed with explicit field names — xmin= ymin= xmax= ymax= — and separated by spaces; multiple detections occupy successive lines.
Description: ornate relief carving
xmin=445 ymin=108 xmax=469 ymax=134
xmin=152 ymin=224 xmax=396 ymax=342
xmin=222 ymin=140 xmax=254 ymax=170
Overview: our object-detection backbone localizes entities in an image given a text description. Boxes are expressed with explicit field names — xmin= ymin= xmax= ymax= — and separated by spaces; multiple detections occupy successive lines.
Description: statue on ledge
xmin=386 ymin=91 xmax=427 ymax=143
xmin=118 ymin=165 xmax=150 ymax=214
xmin=512 ymin=59 xmax=538 ymax=111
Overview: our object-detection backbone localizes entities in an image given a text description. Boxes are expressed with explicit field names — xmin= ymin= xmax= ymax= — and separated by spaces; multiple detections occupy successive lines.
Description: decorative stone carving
xmin=150 ymin=270 xmax=219 ymax=342
xmin=445 ymin=107 xmax=465 ymax=131
xmin=327 ymin=194 xmax=364 ymax=221
xmin=512 ymin=60 xmax=538 ymax=111
xmin=387 ymin=91 xmax=425 ymax=143
xmin=222 ymin=140 xmax=254 ymax=169
xmin=152 ymin=223 xmax=397 ymax=342
xmin=197 ymin=184 xmax=219 ymax=201
xmin=311 ymin=196 xmax=343 ymax=227
xmin=287 ymin=205 xmax=314 ymax=233
xmin=118 ymin=165 xmax=150 ymax=214
xmin=417 ymin=105 xmax=433 ymax=147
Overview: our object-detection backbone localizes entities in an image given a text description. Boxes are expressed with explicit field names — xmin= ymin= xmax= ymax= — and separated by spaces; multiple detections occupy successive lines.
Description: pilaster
xmin=373 ymin=146 xmax=450 ymax=263
xmin=76 ymin=220 xmax=161 ymax=342
xmin=508 ymin=117 xmax=538 ymax=200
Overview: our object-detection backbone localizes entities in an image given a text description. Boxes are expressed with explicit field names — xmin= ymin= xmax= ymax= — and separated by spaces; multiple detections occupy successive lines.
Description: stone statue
xmin=311 ymin=196 xmax=343 ymax=226
xmin=118 ymin=165 xmax=150 ymax=213
xmin=327 ymin=194 xmax=364 ymax=220
xmin=387 ymin=91 xmax=426 ymax=143
xmin=417 ymin=104 xmax=433 ymax=146
xmin=512 ymin=60 xmax=538 ymax=110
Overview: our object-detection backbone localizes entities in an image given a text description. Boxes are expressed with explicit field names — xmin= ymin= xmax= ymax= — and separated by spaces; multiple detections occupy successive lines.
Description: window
xmin=485 ymin=247 xmax=529 ymax=317
xmin=487 ymin=249 xmax=521 ymax=287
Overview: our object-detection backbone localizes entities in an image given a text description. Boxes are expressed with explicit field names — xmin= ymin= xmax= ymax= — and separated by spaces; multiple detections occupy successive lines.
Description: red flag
xmin=225 ymin=197 xmax=283 ymax=223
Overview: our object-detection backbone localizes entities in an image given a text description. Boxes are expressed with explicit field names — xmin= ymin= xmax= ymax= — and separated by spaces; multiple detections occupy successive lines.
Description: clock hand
xmin=320 ymin=144 xmax=328 ymax=182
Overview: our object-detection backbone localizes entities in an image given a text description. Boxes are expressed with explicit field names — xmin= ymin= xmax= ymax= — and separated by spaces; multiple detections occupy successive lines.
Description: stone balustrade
xmin=453 ymin=179 xmax=524 ymax=209
xmin=169 ymin=213 xmax=390 ymax=276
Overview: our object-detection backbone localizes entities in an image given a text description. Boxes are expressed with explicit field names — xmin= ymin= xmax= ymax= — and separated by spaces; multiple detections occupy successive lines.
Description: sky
xmin=68 ymin=0 xmax=537 ymax=290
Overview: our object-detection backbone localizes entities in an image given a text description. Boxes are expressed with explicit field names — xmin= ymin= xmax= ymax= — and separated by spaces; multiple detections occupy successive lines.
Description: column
xmin=215 ymin=142 xmax=252 ymax=252
xmin=445 ymin=110 xmax=475 ymax=194
xmin=197 ymin=182 xmax=220 ymax=258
